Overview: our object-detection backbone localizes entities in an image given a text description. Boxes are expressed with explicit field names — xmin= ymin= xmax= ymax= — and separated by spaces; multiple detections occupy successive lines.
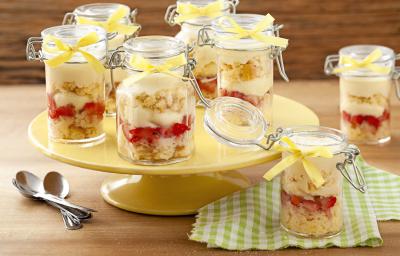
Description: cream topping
xmin=219 ymin=77 xmax=273 ymax=96
xmin=340 ymin=76 xmax=392 ymax=98
xmin=342 ymin=102 xmax=385 ymax=117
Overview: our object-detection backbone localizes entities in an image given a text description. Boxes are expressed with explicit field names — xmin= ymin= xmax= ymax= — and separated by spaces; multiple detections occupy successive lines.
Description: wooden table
xmin=1 ymin=81 xmax=399 ymax=255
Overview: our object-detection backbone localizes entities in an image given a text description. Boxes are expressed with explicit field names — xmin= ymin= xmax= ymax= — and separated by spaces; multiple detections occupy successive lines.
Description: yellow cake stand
xmin=28 ymin=95 xmax=319 ymax=215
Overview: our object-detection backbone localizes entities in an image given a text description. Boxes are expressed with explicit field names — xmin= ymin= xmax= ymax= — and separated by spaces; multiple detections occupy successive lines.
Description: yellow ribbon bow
xmin=77 ymin=6 xmax=139 ymax=35
xmin=263 ymin=136 xmax=333 ymax=188
xmin=175 ymin=0 xmax=224 ymax=23
xmin=333 ymin=48 xmax=391 ymax=74
xmin=217 ymin=14 xmax=288 ymax=48
xmin=125 ymin=54 xmax=189 ymax=83
xmin=43 ymin=32 xmax=105 ymax=73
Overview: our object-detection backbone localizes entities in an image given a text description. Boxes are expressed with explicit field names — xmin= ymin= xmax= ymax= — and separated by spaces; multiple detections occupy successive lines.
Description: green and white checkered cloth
xmin=190 ymin=159 xmax=400 ymax=250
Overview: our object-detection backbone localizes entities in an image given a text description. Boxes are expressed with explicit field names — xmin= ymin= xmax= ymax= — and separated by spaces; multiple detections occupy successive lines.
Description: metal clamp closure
xmin=26 ymin=37 xmax=44 ymax=61
xmin=197 ymin=26 xmax=214 ymax=47
xmin=324 ymin=54 xmax=340 ymax=76
xmin=62 ymin=12 xmax=77 ymax=25
xmin=164 ymin=4 xmax=178 ymax=26
xmin=336 ymin=144 xmax=367 ymax=193
xmin=393 ymin=54 xmax=400 ymax=100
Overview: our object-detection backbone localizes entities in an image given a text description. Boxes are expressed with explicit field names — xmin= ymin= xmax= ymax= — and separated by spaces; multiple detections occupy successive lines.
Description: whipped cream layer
xmin=340 ymin=76 xmax=392 ymax=98
xmin=53 ymin=91 xmax=91 ymax=110
xmin=217 ymin=48 xmax=271 ymax=66
xmin=342 ymin=101 xmax=385 ymax=117
xmin=45 ymin=62 xmax=104 ymax=87
xmin=220 ymin=76 xmax=273 ymax=96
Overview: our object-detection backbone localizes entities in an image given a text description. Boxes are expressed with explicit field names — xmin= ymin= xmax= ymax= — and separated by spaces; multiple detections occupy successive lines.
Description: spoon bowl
xmin=44 ymin=171 xmax=70 ymax=199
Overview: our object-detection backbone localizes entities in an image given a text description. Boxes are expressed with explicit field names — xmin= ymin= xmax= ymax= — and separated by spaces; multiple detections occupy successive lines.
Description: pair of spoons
xmin=13 ymin=171 xmax=95 ymax=230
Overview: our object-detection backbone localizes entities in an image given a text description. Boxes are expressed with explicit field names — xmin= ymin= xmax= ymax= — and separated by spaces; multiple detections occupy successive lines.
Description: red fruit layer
xmin=47 ymin=94 xmax=104 ymax=120
xmin=123 ymin=115 xmax=193 ymax=144
xmin=342 ymin=110 xmax=390 ymax=130
xmin=219 ymin=88 xmax=263 ymax=107
xmin=196 ymin=76 xmax=217 ymax=94
xmin=281 ymin=190 xmax=337 ymax=212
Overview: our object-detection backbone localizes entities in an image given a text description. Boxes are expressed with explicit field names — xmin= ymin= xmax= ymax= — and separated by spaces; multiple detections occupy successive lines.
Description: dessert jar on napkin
xmin=198 ymin=13 xmax=289 ymax=123
xmin=26 ymin=25 xmax=107 ymax=145
xmin=264 ymin=126 xmax=366 ymax=238
xmin=165 ymin=0 xmax=239 ymax=100
xmin=109 ymin=36 xmax=196 ymax=165
xmin=63 ymin=3 xmax=140 ymax=116
xmin=325 ymin=45 xmax=400 ymax=144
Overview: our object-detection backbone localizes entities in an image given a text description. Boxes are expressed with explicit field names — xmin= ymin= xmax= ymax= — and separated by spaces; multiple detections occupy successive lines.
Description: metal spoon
xmin=16 ymin=171 xmax=96 ymax=213
xmin=44 ymin=172 xmax=91 ymax=220
xmin=12 ymin=177 xmax=81 ymax=230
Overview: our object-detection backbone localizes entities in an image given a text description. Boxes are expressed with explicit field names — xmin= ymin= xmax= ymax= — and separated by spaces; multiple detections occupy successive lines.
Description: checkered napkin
xmin=190 ymin=159 xmax=400 ymax=250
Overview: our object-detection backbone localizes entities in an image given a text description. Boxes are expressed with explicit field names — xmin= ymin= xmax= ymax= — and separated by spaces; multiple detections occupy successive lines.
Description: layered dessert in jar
xmin=176 ymin=24 xmax=218 ymax=100
xmin=280 ymin=134 xmax=345 ymax=238
xmin=46 ymin=62 xmax=105 ymax=143
xmin=217 ymin=49 xmax=273 ymax=119
xmin=117 ymin=73 xmax=196 ymax=164
xmin=340 ymin=76 xmax=391 ymax=144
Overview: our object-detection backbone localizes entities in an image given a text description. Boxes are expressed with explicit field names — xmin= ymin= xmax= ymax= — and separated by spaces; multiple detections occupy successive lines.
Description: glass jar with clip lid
xmin=325 ymin=45 xmax=400 ymax=144
xmin=165 ymin=0 xmax=239 ymax=101
xmin=63 ymin=3 xmax=141 ymax=116
xmin=26 ymin=25 xmax=108 ymax=145
xmin=198 ymin=13 xmax=289 ymax=123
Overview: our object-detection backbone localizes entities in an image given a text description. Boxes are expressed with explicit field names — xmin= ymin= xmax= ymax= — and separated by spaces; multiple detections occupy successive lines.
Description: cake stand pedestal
xmin=28 ymin=95 xmax=319 ymax=215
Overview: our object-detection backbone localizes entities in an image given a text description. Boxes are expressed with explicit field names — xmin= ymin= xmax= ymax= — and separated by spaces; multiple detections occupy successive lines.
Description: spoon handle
xmin=35 ymin=192 xmax=96 ymax=213
xmin=45 ymin=200 xmax=82 ymax=230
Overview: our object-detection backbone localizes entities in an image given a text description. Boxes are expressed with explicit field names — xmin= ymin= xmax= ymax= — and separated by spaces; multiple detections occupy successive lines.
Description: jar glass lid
xmin=74 ymin=3 xmax=130 ymax=22
xmin=337 ymin=45 xmax=395 ymax=76
xmin=204 ymin=97 xmax=269 ymax=147
xmin=123 ymin=36 xmax=186 ymax=59
xmin=175 ymin=0 xmax=232 ymax=26
xmin=281 ymin=126 xmax=347 ymax=153
xmin=211 ymin=14 xmax=275 ymax=50
xmin=41 ymin=25 xmax=107 ymax=62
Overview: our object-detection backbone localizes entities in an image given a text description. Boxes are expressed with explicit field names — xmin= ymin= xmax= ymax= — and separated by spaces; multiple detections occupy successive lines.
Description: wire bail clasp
xmin=26 ymin=37 xmax=43 ymax=61
xmin=393 ymin=53 xmax=400 ymax=100
xmin=324 ymin=54 xmax=340 ymax=75
xmin=62 ymin=12 xmax=77 ymax=25
xmin=336 ymin=144 xmax=367 ymax=193
xmin=270 ymin=24 xmax=289 ymax=82
xmin=197 ymin=26 xmax=214 ymax=47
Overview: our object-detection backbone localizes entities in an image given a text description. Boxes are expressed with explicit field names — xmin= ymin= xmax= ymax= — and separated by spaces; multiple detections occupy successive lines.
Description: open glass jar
xmin=325 ymin=45 xmax=400 ymax=144
xmin=198 ymin=13 xmax=289 ymax=123
xmin=109 ymin=36 xmax=196 ymax=165
xmin=63 ymin=3 xmax=140 ymax=116
xmin=165 ymin=0 xmax=239 ymax=100
xmin=26 ymin=25 xmax=107 ymax=145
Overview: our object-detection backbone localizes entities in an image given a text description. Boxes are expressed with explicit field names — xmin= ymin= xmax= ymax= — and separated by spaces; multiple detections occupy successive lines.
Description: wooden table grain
xmin=0 ymin=81 xmax=399 ymax=256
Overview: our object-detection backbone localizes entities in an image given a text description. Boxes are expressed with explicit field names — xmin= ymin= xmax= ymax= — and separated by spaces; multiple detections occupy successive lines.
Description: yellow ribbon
xmin=333 ymin=48 xmax=391 ymax=74
xmin=217 ymin=14 xmax=288 ymax=48
xmin=175 ymin=0 xmax=224 ymax=23
xmin=125 ymin=54 xmax=189 ymax=83
xmin=77 ymin=6 xmax=139 ymax=35
xmin=43 ymin=32 xmax=105 ymax=73
xmin=263 ymin=137 xmax=333 ymax=188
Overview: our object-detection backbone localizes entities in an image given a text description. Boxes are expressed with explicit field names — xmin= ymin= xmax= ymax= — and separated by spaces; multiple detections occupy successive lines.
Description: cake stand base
xmin=100 ymin=171 xmax=250 ymax=216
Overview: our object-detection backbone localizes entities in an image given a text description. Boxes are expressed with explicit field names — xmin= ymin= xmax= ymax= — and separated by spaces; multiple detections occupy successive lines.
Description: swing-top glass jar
xmin=165 ymin=0 xmax=239 ymax=100
xmin=275 ymin=126 xmax=364 ymax=238
xmin=325 ymin=45 xmax=400 ymax=144
xmin=110 ymin=36 xmax=196 ymax=165
xmin=63 ymin=3 xmax=140 ymax=116
xmin=198 ymin=13 xmax=289 ymax=122
xmin=26 ymin=25 xmax=107 ymax=145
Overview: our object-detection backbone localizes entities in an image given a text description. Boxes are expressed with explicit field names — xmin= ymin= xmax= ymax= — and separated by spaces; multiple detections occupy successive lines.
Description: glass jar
xmin=63 ymin=3 xmax=140 ymax=116
xmin=277 ymin=126 xmax=354 ymax=238
xmin=325 ymin=45 xmax=400 ymax=144
xmin=26 ymin=25 xmax=107 ymax=145
xmin=198 ymin=14 xmax=289 ymax=122
xmin=110 ymin=36 xmax=196 ymax=165
xmin=165 ymin=0 xmax=239 ymax=100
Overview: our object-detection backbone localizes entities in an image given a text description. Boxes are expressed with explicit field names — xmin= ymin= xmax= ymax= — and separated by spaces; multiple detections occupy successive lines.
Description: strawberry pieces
xmin=219 ymin=88 xmax=263 ymax=107
xmin=47 ymin=94 xmax=75 ymax=119
xmin=196 ymin=77 xmax=217 ymax=94
xmin=82 ymin=102 xmax=105 ymax=119
xmin=126 ymin=115 xmax=192 ymax=144
xmin=342 ymin=110 xmax=390 ymax=130
xmin=282 ymin=190 xmax=337 ymax=212
xmin=129 ymin=127 xmax=162 ymax=144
